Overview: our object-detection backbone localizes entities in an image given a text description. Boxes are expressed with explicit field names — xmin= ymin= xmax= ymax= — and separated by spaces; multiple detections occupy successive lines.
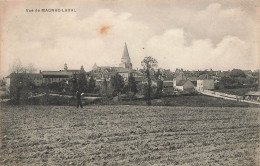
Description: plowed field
xmin=1 ymin=105 xmax=259 ymax=165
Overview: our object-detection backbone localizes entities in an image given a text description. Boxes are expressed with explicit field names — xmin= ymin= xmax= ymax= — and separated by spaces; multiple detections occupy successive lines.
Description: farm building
xmin=187 ymin=77 xmax=197 ymax=86
xmin=162 ymin=80 xmax=174 ymax=94
xmin=196 ymin=74 xmax=214 ymax=91
xmin=174 ymin=80 xmax=195 ymax=93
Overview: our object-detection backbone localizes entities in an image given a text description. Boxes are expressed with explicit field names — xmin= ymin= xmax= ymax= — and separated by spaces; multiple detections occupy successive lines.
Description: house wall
xmin=42 ymin=77 xmax=70 ymax=84
xmin=203 ymin=80 xmax=214 ymax=90
xmin=175 ymin=86 xmax=184 ymax=91
xmin=32 ymin=77 xmax=43 ymax=86
xmin=173 ymin=80 xmax=177 ymax=87
xmin=197 ymin=79 xmax=214 ymax=91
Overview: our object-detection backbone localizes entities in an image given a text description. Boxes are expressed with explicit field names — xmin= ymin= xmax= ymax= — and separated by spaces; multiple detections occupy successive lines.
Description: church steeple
xmin=64 ymin=63 xmax=68 ymax=71
xmin=122 ymin=42 xmax=130 ymax=60
xmin=119 ymin=42 xmax=132 ymax=69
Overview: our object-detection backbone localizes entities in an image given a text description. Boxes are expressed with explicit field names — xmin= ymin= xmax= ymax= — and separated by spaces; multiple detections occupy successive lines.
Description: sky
xmin=1 ymin=0 xmax=260 ymax=76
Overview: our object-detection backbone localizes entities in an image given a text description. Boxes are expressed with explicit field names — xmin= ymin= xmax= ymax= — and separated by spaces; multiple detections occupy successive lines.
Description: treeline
xmin=215 ymin=69 xmax=258 ymax=90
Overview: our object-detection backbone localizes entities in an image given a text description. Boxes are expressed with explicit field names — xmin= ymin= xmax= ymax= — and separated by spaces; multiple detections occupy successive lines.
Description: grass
xmin=215 ymin=87 xmax=258 ymax=96
xmin=7 ymin=94 xmax=259 ymax=108
xmin=118 ymin=95 xmax=258 ymax=107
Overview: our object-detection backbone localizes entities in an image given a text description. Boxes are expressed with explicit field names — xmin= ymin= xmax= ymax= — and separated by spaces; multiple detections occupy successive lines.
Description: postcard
xmin=0 ymin=0 xmax=259 ymax=165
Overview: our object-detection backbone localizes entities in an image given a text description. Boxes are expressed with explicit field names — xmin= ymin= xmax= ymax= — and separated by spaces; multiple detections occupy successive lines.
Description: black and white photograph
xmin=0 ymin=0 xmax=260 ymax=165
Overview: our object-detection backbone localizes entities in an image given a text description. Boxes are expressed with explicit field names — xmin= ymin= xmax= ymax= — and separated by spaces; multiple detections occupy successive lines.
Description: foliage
xmin=26 ymin=63 xmax=37 ymax=73
xmin=136 ymin=83 xmax=144 ymax=95
xmin=230 ymin=69 xmax=246 ymax=78
xmin=141 ymin=56 xmax=158 ymax=105
xmin=0 ymin=78 xmax=7 ymax=86
xmin=77 ymin=66 xmax=88 ymax=93
xmin=47 ymin=82 xmax=63 ymax=92
xmin=110 ymin=73 xmax=124 ymax=97
xmin=155 ymin=69 xmax=162 ymax=79
xmin=9 ymin=58 xmax=37 ymax=73
xmin=156 ymin=79 xmax=163 ymax=97
xmin=99 ymin=79 xmax=108 ymax=97
xmin=88 ymin=76 xmax=96 ymax=93
xmin=217 ymin=76 xmax=248 ymax=89
xmin=128 ymin=73 xmax=138 ymax=94
xmin=71 ymin=74 xmax=78 ymax=94
xmin=215 ymin=87 xmax=258 ymax=96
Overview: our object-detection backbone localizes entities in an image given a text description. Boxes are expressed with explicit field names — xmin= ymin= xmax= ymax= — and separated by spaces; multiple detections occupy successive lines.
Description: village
xmin=2 ymin=1 xmax=260 ymax=165
xmin=1 ymin=43 xmax=259 ymax=105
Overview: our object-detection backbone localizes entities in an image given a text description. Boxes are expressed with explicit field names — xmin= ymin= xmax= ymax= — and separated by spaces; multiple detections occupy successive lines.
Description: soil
xmin=0 ymin=105 xmax=259 ymax=165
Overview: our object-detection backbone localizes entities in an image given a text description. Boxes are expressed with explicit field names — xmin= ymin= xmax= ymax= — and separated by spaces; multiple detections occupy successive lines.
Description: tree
xmin=156 ymin=79 xmax=163 ymax=97
xmin=110 ymin=73 xmax=124 ymax=98
xmin=77 ymin=66 xmax=88 ymax=92
xmin=9 ymin=58 xmax=37 ymax=73
xmin=128 ymin=73 xmax=138 ymax=94
xmin=100 ymin=78 xmax=108 ymax=97
xmin=155 ymin=69 xmax=163 ymax=97
xmin=230 ymin=69 xmax=246 ymax=78
xmin=88 ymin=76 xmax=96 ymax=93
xmin=141 ymin=56 xmax=158 ymax=105
xmin=155 ymin=69 xmax=162 ymax=79
xmin=9 ymin=58 xmax=25 ymax=73
xmin=26 ymin=63 xmax=37 ymax=73
xmin=71 ymin=73 xmax=78 ymax=95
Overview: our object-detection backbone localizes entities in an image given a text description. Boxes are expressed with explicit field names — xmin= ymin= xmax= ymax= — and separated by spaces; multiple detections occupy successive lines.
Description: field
xmin=1 ymin=105 xmax=260 ymax=165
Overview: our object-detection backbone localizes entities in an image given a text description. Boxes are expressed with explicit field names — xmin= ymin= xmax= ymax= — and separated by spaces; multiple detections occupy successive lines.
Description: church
xmin=90 ymin=43 xmax=143 ymax=85
xmin=92 ymin=42 xmax=132 ymax=71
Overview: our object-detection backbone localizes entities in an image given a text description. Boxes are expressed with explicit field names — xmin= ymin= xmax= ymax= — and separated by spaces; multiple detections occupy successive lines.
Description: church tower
xmin=119 ymin=43 xmax=132 ymax=69
xmin=64 ymin=63 xmax=68 ymax=71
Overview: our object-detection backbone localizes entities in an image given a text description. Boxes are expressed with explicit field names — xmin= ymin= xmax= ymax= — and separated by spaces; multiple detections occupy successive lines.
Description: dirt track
xmin=0 ymin=105 xmax=259 ymax=165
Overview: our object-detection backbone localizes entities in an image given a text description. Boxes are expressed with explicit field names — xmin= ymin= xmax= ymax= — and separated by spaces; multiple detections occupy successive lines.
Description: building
xmin=187 ymin=76 xmax=198 ymax=87
xmin=196 ymin=74 xmax=214 ymax=91
xmin=174 ymin=80 xmax=195 ymax=92
xmin=162 ymin=79 xmax=174 ymax=94
xmin=41 ymin=64 xmax=81 ymax=84
xmin=119 ymin=43 xmax=132 ymax=69
xmin=91 ymin=43 xmax=140 ymax=84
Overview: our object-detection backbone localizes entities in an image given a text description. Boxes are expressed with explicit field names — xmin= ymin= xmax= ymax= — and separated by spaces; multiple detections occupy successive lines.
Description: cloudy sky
xmin=1 ymin=0 xmax=260 ymax=76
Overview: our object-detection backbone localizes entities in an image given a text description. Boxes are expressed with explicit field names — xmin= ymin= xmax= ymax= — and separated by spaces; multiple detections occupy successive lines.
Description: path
xmin=199 ymin=90 xmax=260 ymax=105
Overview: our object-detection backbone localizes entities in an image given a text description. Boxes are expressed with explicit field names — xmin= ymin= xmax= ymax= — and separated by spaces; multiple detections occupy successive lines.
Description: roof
xmin=117 ymin=68 xmax=131 ymax=73
xmin=41 ymin=71 xmax=72 ymax=78
xmin=66 ymin=70 xmax=80 ymax=72
xmin=163 ymin=76 xmax=174 ymax=80
xmin=163 ymin=81 xmax=173 ymax=87
xmin=176 ymin=80 xmax=188 ymax=86
xmin=6 ymin=73 xmax=42 ymax=79
xmin=187 ymin=77 xmax=197 ymax=81
xmin=122 ymin=43 xmax=130 ymax=59
xmin=198 ymin=74 xmax=210 ymax=80
xmin=42 ymin=71 xmax=71 ymax=75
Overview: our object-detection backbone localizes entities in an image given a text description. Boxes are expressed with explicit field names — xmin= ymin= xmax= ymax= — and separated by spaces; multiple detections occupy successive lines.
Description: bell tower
xmin=64 ymin=63 xmax=68 ymax=71
xmin=119 ymin=43 xmax=132 ymax=69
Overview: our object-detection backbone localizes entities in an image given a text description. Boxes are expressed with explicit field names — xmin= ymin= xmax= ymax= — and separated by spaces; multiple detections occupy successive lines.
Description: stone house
xmin=196 ymin=74 xmax=214 ymax=91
